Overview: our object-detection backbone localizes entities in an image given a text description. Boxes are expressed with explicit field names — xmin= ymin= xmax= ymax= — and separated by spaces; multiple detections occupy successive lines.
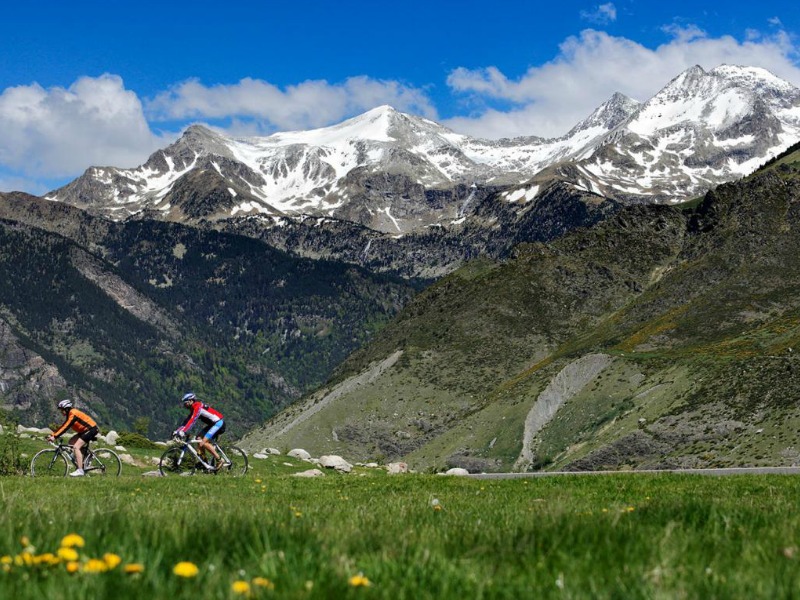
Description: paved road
xmin=469 ymin=466 xmax=800 ymax=479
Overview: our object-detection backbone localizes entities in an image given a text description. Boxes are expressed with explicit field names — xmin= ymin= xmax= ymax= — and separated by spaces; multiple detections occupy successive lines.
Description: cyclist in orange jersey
xmin=47 ymin=399 xmax=99 ymax=477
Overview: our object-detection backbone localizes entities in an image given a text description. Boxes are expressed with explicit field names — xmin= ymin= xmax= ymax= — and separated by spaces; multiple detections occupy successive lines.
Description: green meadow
xmin=2 ymin=437 xmax=800 ymax=599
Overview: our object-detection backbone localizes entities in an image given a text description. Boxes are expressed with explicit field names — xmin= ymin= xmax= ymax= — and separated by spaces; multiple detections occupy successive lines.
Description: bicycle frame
xmin=170 ymin=438 xmax=229 ymax=472
xmin=50 ymin=441 xmax=93 ymax=469
xmin=37 ymin=441 xmax=114 ymax=476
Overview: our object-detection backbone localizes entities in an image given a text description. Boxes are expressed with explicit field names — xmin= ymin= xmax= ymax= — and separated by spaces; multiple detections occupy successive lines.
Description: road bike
xmin=159 ymin=437 xmax=248 ymax=477
xmin=30 ymin=440 xmax=122 ymax=477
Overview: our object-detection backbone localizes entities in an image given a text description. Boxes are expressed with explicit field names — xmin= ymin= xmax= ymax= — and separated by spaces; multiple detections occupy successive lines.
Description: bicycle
xmin=30 ymin=440 xmax=122 ymax=477
xmin=159 ymin=437 xmax=248 ymax=477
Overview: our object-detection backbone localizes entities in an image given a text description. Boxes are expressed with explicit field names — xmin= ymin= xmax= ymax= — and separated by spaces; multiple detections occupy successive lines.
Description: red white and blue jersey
xmin=177 ymin=401 xmax=223 ymax=435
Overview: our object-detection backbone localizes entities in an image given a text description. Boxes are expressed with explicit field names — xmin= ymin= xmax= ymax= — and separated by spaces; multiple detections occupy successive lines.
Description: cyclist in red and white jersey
xmin=173 ymin=393 xmax=228 ymax=469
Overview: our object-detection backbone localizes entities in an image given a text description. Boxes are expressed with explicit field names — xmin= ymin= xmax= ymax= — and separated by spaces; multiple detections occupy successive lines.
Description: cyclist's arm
xmin=51 ymin=414 xmax=76 ymax=439
xmin=176 ymin=403 xmax=201 ymax=435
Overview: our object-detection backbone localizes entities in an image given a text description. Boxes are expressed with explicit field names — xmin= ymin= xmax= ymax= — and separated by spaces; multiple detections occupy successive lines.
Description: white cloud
xmin=146 ymin=76 xmax=438 ymax=132
xmin=444 ymin=26 xmax=800 ymax=139
xmin=580 ymin=3 xmax=617 ymax=25
xmin=0 ymin=74 xmax=166 ymax=180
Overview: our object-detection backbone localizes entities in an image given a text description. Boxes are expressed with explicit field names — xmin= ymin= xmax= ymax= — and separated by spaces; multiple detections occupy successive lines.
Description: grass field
xmin=2 ymin=435 xmax=800 ymax=598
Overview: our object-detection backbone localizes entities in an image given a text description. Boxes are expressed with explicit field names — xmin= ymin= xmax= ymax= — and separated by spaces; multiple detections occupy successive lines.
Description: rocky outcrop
xmin=515 ymin=354 xmax=614 ymax=471
xmin=0 ymin=318 xmax=67 ymax=416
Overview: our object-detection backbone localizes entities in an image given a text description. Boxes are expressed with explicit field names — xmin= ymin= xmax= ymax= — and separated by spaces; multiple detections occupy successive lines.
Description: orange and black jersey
xmin=52 ymin=408 xmax=97 ymax=438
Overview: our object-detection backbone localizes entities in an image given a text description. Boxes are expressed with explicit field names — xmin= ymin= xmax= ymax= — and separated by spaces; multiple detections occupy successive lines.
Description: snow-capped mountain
xmin=563 ymin=65 xmax=800 ymax=200
xmin=47 ymin=64 xmax=800 ymax=233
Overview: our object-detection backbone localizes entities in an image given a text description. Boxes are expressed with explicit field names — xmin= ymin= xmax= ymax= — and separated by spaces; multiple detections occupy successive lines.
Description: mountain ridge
xmin=45 ymin=65 xmax=800 ymax=234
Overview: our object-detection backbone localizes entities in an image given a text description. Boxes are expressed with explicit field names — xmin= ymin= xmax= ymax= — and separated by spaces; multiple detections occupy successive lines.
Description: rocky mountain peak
xmin=170 ymin=124 xmax=234 ymax=159
xmin=567 ymin=92 xmax=641 ymax=135
xmin=710 ymin=64 xmax=800 ymax=102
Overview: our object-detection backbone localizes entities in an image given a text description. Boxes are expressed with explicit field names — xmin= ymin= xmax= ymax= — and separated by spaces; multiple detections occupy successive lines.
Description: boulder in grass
xmin=319 ymin=455 xmax=353 ymax=473
xmin=444 ymin=468 xmax=470 ymax=476
xmin=287 ymin=448 xmax=311 ymax=461
xmin=17 ymin=425 xmax=51 ymax=436
xmin=253 ymin=453 xmax=269 ymax=460
xmin=293 ymin=469 xmax=325 ymax=478
xmin=105 ymin=430 xmax=120 ymax=445
xmin=386 ymin=462 xmax=408 ymax=474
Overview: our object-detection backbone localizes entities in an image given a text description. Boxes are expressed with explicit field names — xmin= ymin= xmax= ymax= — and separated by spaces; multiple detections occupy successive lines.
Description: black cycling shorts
xmin=77 ymin=426 xmax=99 ymax=443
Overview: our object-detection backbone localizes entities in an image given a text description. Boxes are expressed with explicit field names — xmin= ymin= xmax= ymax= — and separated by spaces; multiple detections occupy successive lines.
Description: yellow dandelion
xmin=20 ymin=536 xmax=30 ymax=547
xmin=1 ymin=564 xmax=10 ymax=573
xmin=349 ymin=573 xmax=371 ymax=587
xmin=66 ymin=561 xmax=81 ymax=574
xmin=84 ymin=558 xmax=109 ymax=573
xmin=294 ymin=511 xmax=302 ymax=518
xmin=124 ymin=563 xmax=145 ymax=574
xmin=0 ymin=556 xmax=12 ymax=565
xmin=232 ymin=580 xmax=251 ymax=595
xmin=60 ymin=534 xmax=85 ymax=548
xmin=34 ymin=553 xmax=59 ymax=566
xmin=252 ymin=577 xmax=275 ymax=589
xmin=57 ymin=547 xmax=79 ymax=562
xmin=103 ymin=553 xmax=122 ymax=569
xmin=18 ymin=552 xmax=34 ymax=566
xmin=173 ymin=561 xmax=199 ymax=577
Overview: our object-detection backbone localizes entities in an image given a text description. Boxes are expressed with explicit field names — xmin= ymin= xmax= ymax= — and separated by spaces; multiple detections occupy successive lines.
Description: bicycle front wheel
xmin=30 ymin=449 xmax=68 ymax=477
xmin=86 ymin=448 xmax=121 ymax=476
xmin=216 ymin=445 xmax=248 ymax=477
xmin=159 ymin=446 xmax=200 ymax=476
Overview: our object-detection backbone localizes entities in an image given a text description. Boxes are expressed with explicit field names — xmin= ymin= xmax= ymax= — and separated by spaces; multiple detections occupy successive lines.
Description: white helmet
xmin=57 ymin=399 xmax=73 ymax=410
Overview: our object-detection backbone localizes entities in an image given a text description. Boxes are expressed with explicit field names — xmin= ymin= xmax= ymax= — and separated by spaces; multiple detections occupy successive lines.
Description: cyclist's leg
xmin=203 ymin=421 xmax=224 ymax=463
xmin=81 ymin=427 xmax=99 ymax=467
xmin=72 ymin=427 xmax=98 ymax=472
xmin=71 ymin=436 xmax=86 ymax=471
xmin=196 ymin=424 xmax=212 ymax=461
xmin=211 ymin=422 xmax=229 ymax=469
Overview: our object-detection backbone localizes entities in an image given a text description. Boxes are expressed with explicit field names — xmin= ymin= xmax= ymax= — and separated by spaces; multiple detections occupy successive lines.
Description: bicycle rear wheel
xmin=86 ymin=448 xmax=121 ymax=476
xmin=159 ymin=447 xmax=200 ymax=476
xmin=216 ymin=445 xmax=248 ymax=477
xmin=30 ymin=449 xmax=68 ymax=477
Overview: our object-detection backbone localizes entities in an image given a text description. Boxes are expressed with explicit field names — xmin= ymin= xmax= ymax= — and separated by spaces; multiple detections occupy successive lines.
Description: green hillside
xmin=0 ymin=207 xmax=420 ymax=437
xmin=241 ymin=143 xmax=800 ymax=471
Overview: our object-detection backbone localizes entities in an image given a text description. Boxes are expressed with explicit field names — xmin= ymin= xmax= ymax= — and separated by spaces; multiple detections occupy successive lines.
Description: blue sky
xmin=2 ymin=0 xmax=799 ymax=194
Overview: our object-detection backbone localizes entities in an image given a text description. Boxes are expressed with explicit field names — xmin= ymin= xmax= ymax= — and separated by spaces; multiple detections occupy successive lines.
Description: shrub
xmin=116 ymin=431 xmax=161 ymax=450
xmin=0 ymin=434 xmax=25 ymax=475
